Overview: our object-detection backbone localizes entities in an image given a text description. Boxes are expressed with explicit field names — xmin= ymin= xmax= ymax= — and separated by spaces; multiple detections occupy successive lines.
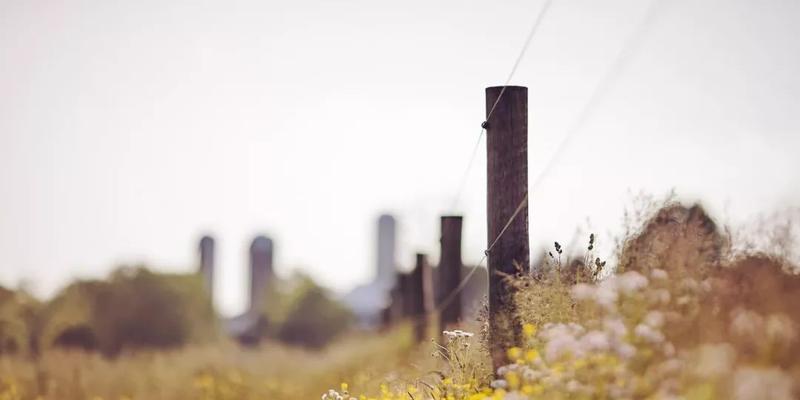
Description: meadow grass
xmin=2 ymin=202 xmax=800 ymax=400
xmin=0 ymin=327 xmax=417 ymax=400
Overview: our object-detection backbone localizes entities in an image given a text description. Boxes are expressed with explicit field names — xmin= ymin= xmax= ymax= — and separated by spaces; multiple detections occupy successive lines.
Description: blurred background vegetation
xmin=0 ymin=266 xmax=353 ymax=360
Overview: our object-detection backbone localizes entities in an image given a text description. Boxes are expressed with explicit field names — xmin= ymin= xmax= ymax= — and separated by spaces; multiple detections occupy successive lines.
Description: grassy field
xmin=2 ymin=202 xmax=800 ymax=399
xmin=0 ymin=327 xmax=422 ymax=399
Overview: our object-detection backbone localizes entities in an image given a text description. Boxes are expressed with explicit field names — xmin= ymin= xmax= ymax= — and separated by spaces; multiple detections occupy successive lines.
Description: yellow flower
xmin=507 ymin=347 xmax=522 ymax=361
xmin=522 ymin=384 xmax=544 ymax=395
xmin=524 ymin=349 xmax=539 ymax=362
xmin=506 ymin=371 xmax=520 ymax=390
xmin=523 ymin=323 xmax=537 ymax=338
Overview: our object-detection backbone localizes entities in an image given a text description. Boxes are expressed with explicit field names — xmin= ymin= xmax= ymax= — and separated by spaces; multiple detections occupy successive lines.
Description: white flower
xmin=634 ymin=323 xmax=665 ymax=344
xmin=442 ymin=329 xmax=474 ymax=340
xmin=544 ymin=332 xmax=580 ymax=362
xmin=617 ymin=271 xmax=649 ymax=294
xmin=643 ymin=311 xmax=665 ymax=328
xmin=490 ymin=379 xmax=508 ymax=389
xmin=603 ymin=318 xmax=627 ymax=339
xmin=730 ymin=308 xmax=764 ymax=339
xmin=650 ymin=268 xmax=668 ymax=280
xmin=594 ymin=281 xmax=619 ymax=309
xmin=615 ymin=342 xmax=637 ymax=359
xmin=581 ymin=330 xmax=611 ymax=352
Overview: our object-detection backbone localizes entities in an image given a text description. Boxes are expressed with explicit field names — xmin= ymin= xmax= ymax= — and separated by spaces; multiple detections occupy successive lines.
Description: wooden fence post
xmin=485 ymin=86 xmax=530 ymax=369
xmin=395 ymin=272 xmax=409 ymax=318
xmin=438 ymin=216 xmax=463 ymax=335
xmin=409 ymin=253 xmax=433 ymax=342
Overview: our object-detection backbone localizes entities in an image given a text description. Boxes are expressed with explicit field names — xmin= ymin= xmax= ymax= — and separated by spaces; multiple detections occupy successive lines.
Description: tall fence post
xmin=409 ymin=253 xmax=433 ymax=342
xmin=199 ymin=236 xmax=215 ymax=301
xmin=438 ymin=216 xmax=463 ymax=336
xmin=485 ymin=86 xmax=530 ymax=370
xmin=398 ymin=272 xmax=412 ymax=318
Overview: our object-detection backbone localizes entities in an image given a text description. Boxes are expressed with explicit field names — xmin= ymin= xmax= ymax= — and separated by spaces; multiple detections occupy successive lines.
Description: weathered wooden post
xmin=398 ymin=272 xmax=412 ymax=318
xmin=438 ymin=216 xmax=463 ymax=335
xmin=385 ymin=271 xmax=404 ymax=327
xmin=199 ymin=235 xmax=215 ymax=299
xmin=409 ymin=253 xmax=434 ymax=342
xmin=485 ymin=86 xmax=530 ymax=369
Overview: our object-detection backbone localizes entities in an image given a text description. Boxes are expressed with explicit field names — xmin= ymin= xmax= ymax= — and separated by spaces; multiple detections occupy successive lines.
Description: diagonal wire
xmin=529 ymin=0 xmax=665 ymax=191
xmin=435 ymin=0 xmax=665 ymax=315
xmin=449 ymin=0 xmax=555 ymax=212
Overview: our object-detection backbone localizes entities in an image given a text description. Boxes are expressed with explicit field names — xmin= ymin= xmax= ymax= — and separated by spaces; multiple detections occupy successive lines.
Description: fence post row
xmin=485 ymin=86 xmax=530 ymax=369
xmin=438 ymin=216 xmax=463 ymax=337
xmin=407 ymin=253 xmax=433 ymax=342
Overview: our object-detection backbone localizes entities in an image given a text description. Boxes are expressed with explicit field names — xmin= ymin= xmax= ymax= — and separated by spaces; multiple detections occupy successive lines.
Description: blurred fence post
xmin=438 ymin=216 xmax=463 ymax=336
xmin=409 ymin=253 xmax=433 ymax=342
xmin=485 ymin=86 xmax=530 ymax=369
xmin=398 ymin=272 xmax=412 ymax=318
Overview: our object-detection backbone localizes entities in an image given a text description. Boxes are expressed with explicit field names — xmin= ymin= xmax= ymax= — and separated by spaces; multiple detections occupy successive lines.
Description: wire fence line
xmin=434 ymin=0 xmax=665 ymax=316
xmin=449 ymin=0 xmax=555 ymax=212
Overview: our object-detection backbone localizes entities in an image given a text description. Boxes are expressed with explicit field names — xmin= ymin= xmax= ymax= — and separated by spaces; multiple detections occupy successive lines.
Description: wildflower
xmin=615 ymin=343 xmax=637 ymax=360
xmin=571 ymin=284 xmax=594 ymax=301
xmin=617 ymin=271 xmax=649 ymax=294
xmin=643 ymin=311 xmax=665 ymax=328
xmin=581 ymin=330 xmax=611 ymax=352
xmin=522 ymin=323 xmax=537 ymax=338
xmin=650 ymin=268 xmax=668 ymax=280
xmin=634 ymin=323 xmax=665 ymax=344
xmin=507 ymin=347 xmax=522 ymax=362
xmin=443 ymin=329 xmax=474 ymax=339
xmin=524 ymin=349 xmax=539 ymax=362
xmin=730 ymin=308 xmax=764 ymax=339
xmin=490 ymin=379 xmax=508 ymax=389
xmin=594 ymin=281 xmax=619 ymax=309
xmin=544 ymin=332 xmax=579 ymax=362
xmin=603 ymin=318 xmax=627 ymax=339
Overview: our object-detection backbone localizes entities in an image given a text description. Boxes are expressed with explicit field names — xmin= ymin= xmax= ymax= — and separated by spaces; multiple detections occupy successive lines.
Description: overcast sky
xmin=1 ymin=0 xmax=798 ymax=316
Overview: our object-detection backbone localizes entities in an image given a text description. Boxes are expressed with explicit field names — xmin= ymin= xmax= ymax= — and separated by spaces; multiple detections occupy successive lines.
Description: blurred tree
xmin=275 ymin=275 xmax=353 ymax=348
xmin=42 ymin=266 xmax=217 ymax=357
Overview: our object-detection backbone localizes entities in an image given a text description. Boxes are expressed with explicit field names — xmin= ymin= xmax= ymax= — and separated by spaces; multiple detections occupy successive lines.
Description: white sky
xmin=1 ymin=0 xmax=798 ymax=316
